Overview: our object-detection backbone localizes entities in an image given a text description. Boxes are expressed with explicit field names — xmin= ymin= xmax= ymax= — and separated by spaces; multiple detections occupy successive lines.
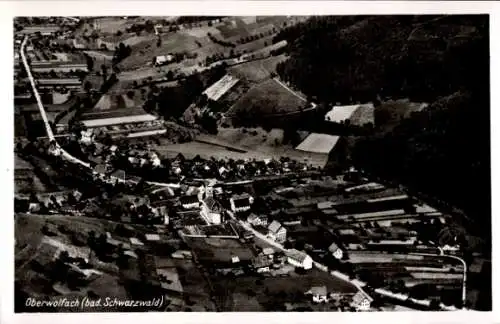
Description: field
xmin=349 ymin=104 xmax=375 ymax=126
xmin=184 ymin=236 xmax=255 ymax=264
xmin=229 ymin=54 xmax=287 ymax=83
xmin=151 ymin=127 xmax=328 ymax=167
xmin=208 ymin=268 xmax=357 ymax=311
xmin=228 ymin=78 xmax=306 ymax=117
xmin=118 ymin=32 xmax=223 ymax=71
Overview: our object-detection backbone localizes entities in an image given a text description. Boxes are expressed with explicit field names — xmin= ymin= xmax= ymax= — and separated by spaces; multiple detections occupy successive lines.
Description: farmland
xmin=229 ymin=54 xmax=287 ymax=83
xmin=227 ymin=78 xmax=307 ymax=119
xmin=207 ymin=268 xmax=356 ymax=311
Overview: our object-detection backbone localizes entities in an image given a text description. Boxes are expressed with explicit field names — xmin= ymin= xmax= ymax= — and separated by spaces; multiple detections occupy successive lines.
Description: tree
xmin=85 ymin=54 xmax=94 ymax=71
xmin=101 ymin=64 xmax=108 ymax=78
xmin=84 ymin=81 xmax=92 ymax=93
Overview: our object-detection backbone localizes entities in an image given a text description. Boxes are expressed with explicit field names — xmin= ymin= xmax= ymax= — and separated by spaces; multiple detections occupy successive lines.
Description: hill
xmin=273 ymin=15 xmax=490 ymax=242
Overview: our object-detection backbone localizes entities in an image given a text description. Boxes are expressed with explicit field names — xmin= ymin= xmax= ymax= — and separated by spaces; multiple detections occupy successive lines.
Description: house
xmin=129 ymin=237 xmax=144 ymax=246
xmin=328 ymin=242 xmax=344 ymax=260
xmin=230 ymin=194 xmax=253 ymax=213
xmin=317 ymin=201 xmax=336 ymax=210
xmin=252 ymin=254 xmax=272 ymax=273
xmin=180 ymin=195 xmax=200 ymax=209
xmin=247 ymin=213 xmax=268 ymax=226
xmin=350 ymin=291 xmax=373 ymax=311
xmin=306 ymin=286 xmax=328 ymax=303
xmin=286 ymin=249 xmax=313 ymax=270
xmin=267 ymin=220 xmax=287 ymax=244
xmin=110 ymin=169 xmax=126 ymax=182
xmin=28 ymin=202 xmax=41 ymax=213
xmin=124 ymin=250 xmax=139 ymax=259
xmin=145 ymin=234 xmax=161 ymax=242
xmin=152 ymin=206 xmax=169 ymax=225
xmin=262 ymin=247 xmax=275 ymax=259
xmin=201 ymin=197 xmax=222 ymax=224
xmin=154 ymin=54 xmax=174 ymax=66
xmin=345 ymin=182 xmax=385 ymax=193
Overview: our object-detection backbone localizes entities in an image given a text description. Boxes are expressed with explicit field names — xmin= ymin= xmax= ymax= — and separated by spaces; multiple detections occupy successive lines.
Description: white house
xmin=247 ymin=213 xmax=268 ymax=226
xmin=350 ymin=291 xmax=373 ymax=311
xmin=286 ymin=249 xmax=313 ymax=270
xmin=145 ymin=234 xmax=161 ymax=242
xmin=328 ymin=242 xmax=344 ymax=260
xmin=306 ymin=286 xmax=328 ymax=303
xmin=154 ymin=54 xmax=174 ymax=66
xmin=201 ymin=197 xmax=222 ymax=224
xmin=267 ymin=220 xmax=287 ymax=243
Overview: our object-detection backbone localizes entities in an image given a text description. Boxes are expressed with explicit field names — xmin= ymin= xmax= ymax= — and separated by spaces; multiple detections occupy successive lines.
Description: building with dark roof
xmin=230 ymin=194 xmax=253 ymax=213
xmin=180 ymin=195 xmax=200 ymax=209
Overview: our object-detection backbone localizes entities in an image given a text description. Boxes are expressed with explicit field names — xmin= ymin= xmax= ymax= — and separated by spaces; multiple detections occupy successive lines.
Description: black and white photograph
xmin=9 ymin=3 xmax=494 ymax=318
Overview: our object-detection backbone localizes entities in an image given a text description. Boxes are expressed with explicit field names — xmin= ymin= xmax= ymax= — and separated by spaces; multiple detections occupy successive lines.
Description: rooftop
xmin=268 ymin=220 xmax=283 ymax=234
xmin=296 ymin=133 xmax=340 ymax=154
xmin=286 ymin=249 xmax=309 ymax=263
xmin=81 ymin=114 xmax=158 ymax=128
xmin=306 ymin=286 xmax=327 ymax=296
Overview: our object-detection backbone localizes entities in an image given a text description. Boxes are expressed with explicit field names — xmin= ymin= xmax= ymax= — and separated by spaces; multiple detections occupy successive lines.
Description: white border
xmin=1 ymin=2 xmax=498 ymax=324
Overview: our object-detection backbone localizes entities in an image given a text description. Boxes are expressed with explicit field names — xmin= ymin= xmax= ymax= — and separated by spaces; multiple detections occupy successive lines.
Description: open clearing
xmin=208 ymin=268 xmax=356 ymax=311
xmin=227 ymin=78 xmax=306 ymax=117
xmin=229 ymin=54 xmax=287 ymax=83
xmin=153 ymin=127 xmax=328 ymax=167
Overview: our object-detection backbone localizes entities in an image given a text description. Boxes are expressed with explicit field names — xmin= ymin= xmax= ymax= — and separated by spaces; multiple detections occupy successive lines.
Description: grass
xmin=228 ymin=78 xmax=306 ymax=117
xmin=208 ymin=268 xmax=356 ymax=311
xmin=228 ymin=54 xmax=286 ymax=84
xmin=119 ymin=33 xmax=224 ymax=71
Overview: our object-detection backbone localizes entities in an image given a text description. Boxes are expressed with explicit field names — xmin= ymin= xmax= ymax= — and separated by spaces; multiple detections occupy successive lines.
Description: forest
xmin=274 ymin=15 xmax=490 ymax=241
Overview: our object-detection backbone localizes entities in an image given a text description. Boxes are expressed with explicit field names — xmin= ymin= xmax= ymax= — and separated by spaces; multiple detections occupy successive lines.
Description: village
xmin=14 ymin=16 xmax=490 ymax=312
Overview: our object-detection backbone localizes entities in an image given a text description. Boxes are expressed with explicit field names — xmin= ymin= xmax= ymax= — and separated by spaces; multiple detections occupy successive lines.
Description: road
xmin=225 ymin=210 xmax=373 ymax=303
xmin=20 ymin=35 xmax=172 ymax=187
xmin=412 ymin=250 xmax=468 ymax=309
xmin=21 ymin=36 xmax=91 ymax=169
